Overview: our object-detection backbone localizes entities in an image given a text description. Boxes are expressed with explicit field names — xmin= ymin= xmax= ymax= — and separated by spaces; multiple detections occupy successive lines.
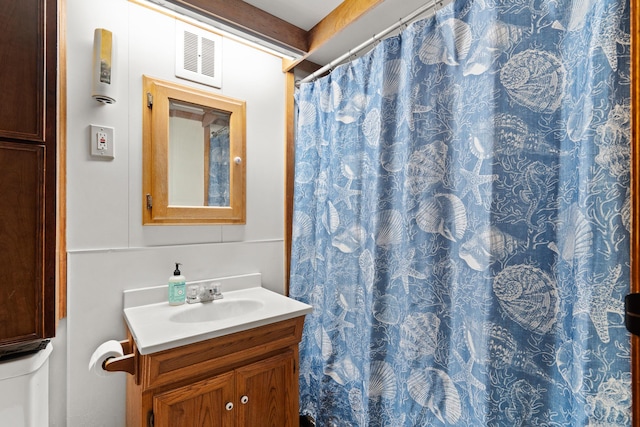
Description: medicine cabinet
xmin=142 ymin=75 xmax=246 ymax=225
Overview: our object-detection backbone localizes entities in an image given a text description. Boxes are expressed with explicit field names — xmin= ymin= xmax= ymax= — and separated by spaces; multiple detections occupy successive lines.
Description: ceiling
xmin=243 ymin=0 xmax=436 ymax=66
xmin=152 ymin=0 xmax=440 ymax=69
xmin=243 ymin=0 xmax=343 ymax=32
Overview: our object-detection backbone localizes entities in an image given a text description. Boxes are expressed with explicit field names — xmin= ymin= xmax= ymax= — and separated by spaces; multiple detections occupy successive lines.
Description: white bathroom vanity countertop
xmin=123 ymin=273 xmax=312 ymax=355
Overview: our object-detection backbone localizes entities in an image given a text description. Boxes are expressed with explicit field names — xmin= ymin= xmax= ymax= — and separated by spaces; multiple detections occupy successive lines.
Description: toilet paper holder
xmin=102 ymin=339 xmax=136 ymax=376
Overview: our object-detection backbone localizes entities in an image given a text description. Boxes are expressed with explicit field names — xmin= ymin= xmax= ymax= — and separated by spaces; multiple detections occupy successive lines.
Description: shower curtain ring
xmin=399 ymin=17 xmax=408 ymax=31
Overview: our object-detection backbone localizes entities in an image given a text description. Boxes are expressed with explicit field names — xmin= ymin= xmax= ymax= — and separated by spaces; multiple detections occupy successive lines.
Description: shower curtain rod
xmin=299 ymin=0 xmax=445 ymax=84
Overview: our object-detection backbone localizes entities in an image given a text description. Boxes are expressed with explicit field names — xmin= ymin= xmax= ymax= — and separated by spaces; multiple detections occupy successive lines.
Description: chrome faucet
xmin=187 ymin=282 xmax=223 ymax=304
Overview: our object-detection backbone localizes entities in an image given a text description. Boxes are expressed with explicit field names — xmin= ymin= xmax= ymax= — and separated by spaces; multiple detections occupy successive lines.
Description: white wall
xmin=51 ymin=0 xmax=287 ymax=425
xmin=169 ymin=116 xmax=205 ymax=206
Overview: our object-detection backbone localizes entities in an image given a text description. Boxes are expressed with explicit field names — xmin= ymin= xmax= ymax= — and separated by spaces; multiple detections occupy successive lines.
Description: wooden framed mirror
xmin=142 ymin=75 xmax=246 ymax=225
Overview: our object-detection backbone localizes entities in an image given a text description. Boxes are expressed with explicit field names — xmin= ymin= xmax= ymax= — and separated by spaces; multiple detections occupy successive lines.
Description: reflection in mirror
xmin=168 ymin=100 xmax=231 ymax=207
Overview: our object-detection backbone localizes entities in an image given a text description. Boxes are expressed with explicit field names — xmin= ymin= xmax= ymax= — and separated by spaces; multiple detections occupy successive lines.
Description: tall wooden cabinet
xmin=0 ymin=0 xmax=58 ymax=347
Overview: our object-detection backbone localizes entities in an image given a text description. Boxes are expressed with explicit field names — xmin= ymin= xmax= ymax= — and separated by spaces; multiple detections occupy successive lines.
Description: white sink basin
xmin=123 ymin=274 xmax=312 ymax=355
xmin=169 ymin=299 xmax=264 ymax=323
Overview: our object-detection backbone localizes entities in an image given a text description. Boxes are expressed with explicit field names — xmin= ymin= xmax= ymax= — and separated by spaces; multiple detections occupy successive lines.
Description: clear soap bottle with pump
xmin=168 ymin=262 xmax=186 ymax=305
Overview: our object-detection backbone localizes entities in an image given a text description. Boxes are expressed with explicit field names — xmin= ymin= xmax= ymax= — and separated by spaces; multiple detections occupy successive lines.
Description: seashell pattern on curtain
xmin=290 ymin=0 xmax=631 ymax=425
xmin=207 ymin=128 xmax=230 ymax=206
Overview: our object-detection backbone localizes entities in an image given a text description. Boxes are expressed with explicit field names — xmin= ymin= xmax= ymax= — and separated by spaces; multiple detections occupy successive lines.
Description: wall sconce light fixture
xmin=92 ymin=28 xmax=116 ymax=104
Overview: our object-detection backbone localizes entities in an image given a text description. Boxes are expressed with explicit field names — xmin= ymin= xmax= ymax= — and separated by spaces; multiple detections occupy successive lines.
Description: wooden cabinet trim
xmin=140 ymin=317 xmax=303 ymax=390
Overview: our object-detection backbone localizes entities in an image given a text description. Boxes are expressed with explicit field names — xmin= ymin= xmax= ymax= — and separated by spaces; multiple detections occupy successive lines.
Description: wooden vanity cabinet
xmin=126 ymin=316 xmax=304 ymax=427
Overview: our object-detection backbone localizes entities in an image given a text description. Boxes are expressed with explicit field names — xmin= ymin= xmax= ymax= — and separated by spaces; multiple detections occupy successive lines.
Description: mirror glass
xmin=168 ymin=100 xmax=231 ymax=207
xmin=143 ymin=75 xmax=246 ymax=225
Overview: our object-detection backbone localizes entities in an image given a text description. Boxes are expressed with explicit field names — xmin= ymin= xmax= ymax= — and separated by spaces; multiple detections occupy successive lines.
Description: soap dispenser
xmin=168 ymin=262 xmax=186 ymax=305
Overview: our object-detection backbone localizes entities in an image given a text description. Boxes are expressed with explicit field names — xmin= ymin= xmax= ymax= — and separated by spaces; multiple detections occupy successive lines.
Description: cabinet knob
xmin=240 ymin=395 xmax=249 ymax=404
xmin=225 ymin=402 xmax=234 ymax=411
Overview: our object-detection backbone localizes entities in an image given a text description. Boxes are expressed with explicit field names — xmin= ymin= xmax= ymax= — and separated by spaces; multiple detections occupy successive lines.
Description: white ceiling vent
xmin=175 ymin=21 xmax=222 ymax=88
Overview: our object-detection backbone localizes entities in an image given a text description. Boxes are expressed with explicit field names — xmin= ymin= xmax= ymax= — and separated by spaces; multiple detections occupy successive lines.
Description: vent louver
xmin=183 ymin=31 xmax=198 ymax=73
xmin=201 ymin=37 xmax=217 ymax=78
xmin=175 ymin=22 xmax=222 ymax=88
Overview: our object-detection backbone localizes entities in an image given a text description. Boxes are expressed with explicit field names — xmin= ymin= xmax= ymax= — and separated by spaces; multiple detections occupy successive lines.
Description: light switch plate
xmin=90 ymin=124 xmax=115 ymax=159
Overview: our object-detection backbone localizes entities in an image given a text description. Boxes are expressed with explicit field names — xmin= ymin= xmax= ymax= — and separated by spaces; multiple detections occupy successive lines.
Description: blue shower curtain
xmin=208 ymin=128 xmax=230 ymax=206
xmin=290 ymin=0 xmax=631 ymax=425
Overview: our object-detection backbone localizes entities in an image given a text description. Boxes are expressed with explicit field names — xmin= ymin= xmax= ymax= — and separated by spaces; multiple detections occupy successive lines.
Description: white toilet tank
xmin=0 ymin=342 xmax=52 ymax=427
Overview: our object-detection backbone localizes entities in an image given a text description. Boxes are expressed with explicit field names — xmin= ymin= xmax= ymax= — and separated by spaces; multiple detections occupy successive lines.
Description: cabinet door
xmin=154 ymin=372 xmax=235 ymax=427
xmin=235 ymin=351 xmax=298 ymax=427
xmin=0 ymin=0 xmax=57 ymax=141
xmin=0 ymin=142 xmax=46 ymax=344
xmin=0 ymin=1 xmax=45 ymax=141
